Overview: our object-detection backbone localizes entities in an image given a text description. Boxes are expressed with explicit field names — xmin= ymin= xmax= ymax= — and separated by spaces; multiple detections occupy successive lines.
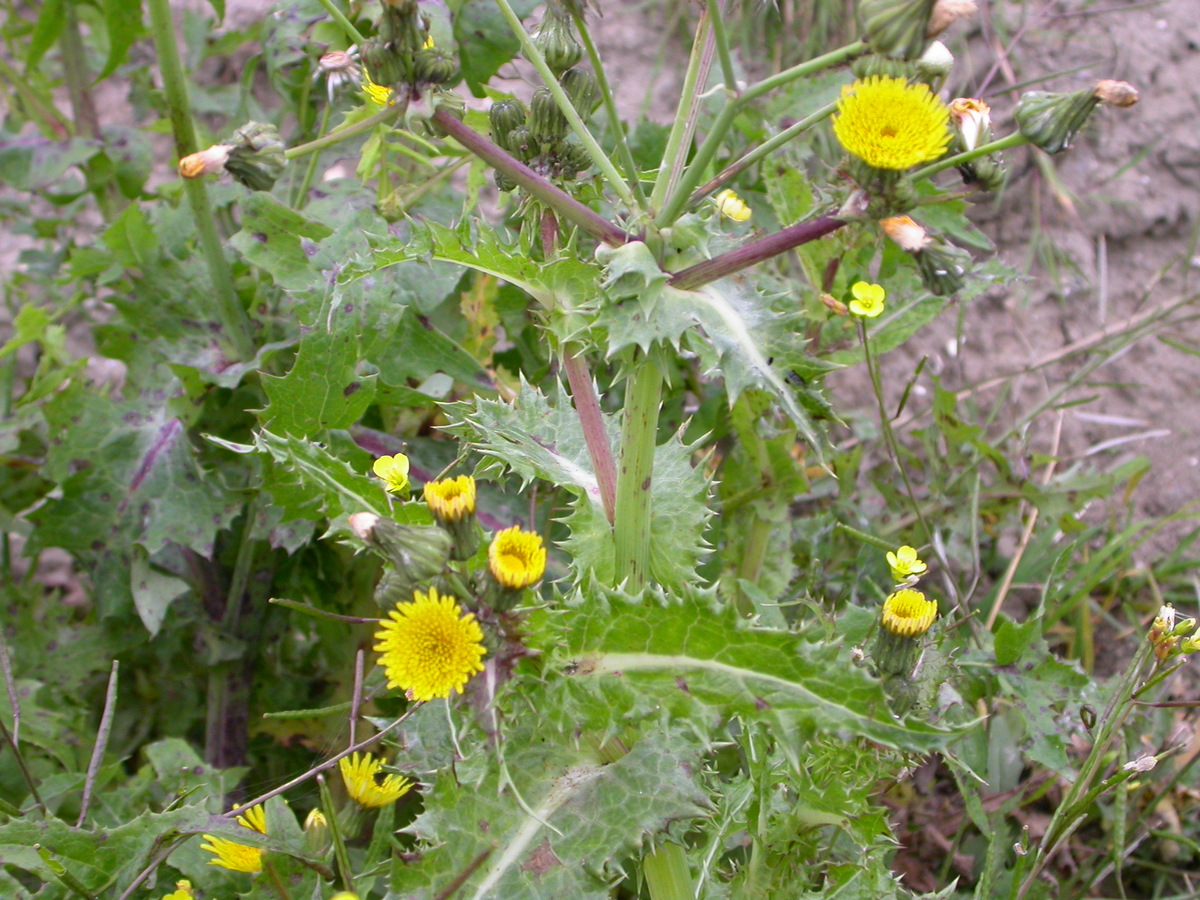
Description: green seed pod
xmin=224 ymin=121 xmax=286 ymax=191
xmin=533 ymin=5 xmax=583 ymax=74
xmin=489 ymin=99 xmax=529 ymax=153
xmin=858 ymin=0 xmax=936 ymax=60
xmin=412 ymin=47 xmax=458 ymax=85
xmin=559 ymin=67 xmax=600 ymax=116
xmin=529 ymin=87 xmax=568 ymax=143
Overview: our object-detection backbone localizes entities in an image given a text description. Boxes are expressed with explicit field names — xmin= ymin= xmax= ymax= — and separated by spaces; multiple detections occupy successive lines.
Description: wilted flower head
xmin=848 ymin=281 xmax=886 ymax=318
xmin=178 ymin=144 xmax=232 ymax=179
xmin=374 ymin=586 xmax=486 ymax=701
xmin=339 ymin=751 xmax=414 ymax=808
xmin=833 ymin=76 xmax=951 ymax=171
xmin=949 ymin=98 xmax=991 ymax=150
xmin=927 ymin=0 xmax=977 ymax=37
xmin=881 ymin=589 xmax=938 ymax=637
xmin=714 ymin=188 xmax=752 ymax=222
xmin=880 ymin=215 xmax=931 ymax=252
xmin=200 ymin=804 xmax=267 ymax=873
xmin=1093 ymin=79 xmax=1139 ymax=108
xmin=317 ymin=49 xmax=362 ymax=101
xmin=488 ymin=526 xmax=547 ymax=590
xmin=373 ymin=454 xmax=411 ymax=494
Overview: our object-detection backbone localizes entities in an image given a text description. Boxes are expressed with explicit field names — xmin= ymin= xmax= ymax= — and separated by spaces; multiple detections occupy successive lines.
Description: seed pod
xmin=529 ymin=87 xmax=568 ymax=144
xmin=560 ymin=67 xmax=600 ymax=116
xmin=413 ymin=47 xmax=458 ymax=85
xmin=489 ymin=99 xmax=528 ymax=153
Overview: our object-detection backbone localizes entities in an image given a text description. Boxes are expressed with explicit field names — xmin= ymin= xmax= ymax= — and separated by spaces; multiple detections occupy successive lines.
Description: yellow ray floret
xmin=424 ymin=475 xmax=476 ymax=523
xmin=833 ymin=76 xmax=951 ymax=170
xmin=374 ymin=586 xmax=486 ymax=701
xmin=200 ymin=804 xmax=267 ymax=873
xmin=339 ymin=751 xmax=414 ymax=808
xmin=488 ymin=526 xmax=547 ymax=590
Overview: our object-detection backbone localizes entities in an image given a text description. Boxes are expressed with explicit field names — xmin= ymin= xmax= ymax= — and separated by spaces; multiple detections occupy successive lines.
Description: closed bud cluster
xmin=530 ymin=87 xmax=569 ymax=144
xmin=224 ymin=122 xmax=287 ymax=191
xmin=560 ymin=68 xmax=600 ymax=116
xmin=413 ymin=47 xmax=458 ymax=85
xmin=1014 ymin=80 xmax=1138 ymax=154
xmin=858 ymin=0 xmax=937 ymax=60
xmin=850 ymin=53 xmax=917 ymax=81
xmin=1149 ymin=604 xmax=1200 ymax=660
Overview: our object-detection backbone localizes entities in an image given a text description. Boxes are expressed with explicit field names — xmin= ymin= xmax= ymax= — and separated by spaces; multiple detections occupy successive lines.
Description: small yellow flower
xmin=424 ymin=475 xmax=476 ymax=523
xmin=423 ymin=34 xmax=436 ymax=50
xmin=848 ymin=281 xmax=886 ymax=318
xmin=886 ymin=545 xmax=927 ymax=582
xmin=200 ymin=804 xmax=267 ymax=874
xmin=332 ymin=893 xmax=361 ymax=900
xmin=714 ymin=188 xmax=752 ymax=222
xmin=881 ymin=589 xmax=938 ymax=638
xmin=373 ymin=454 xmax=411 ymax=494
xmin=161 ymin=881 xmax=195 ymax=900
xmin=374 ymin=586 xmax=487 ymax=701
xmin=833 ymin=76 xmax=951 ymax=170
xmin=339 ymin=752 xmax=414 ymax=808
xmin=488 ymin=526 xmax=547 ymax=590
xmin=362 ymin=66 xmax=395 ymax=106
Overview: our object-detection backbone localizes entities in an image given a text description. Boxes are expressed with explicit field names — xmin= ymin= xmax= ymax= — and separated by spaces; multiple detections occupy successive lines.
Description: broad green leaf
xmin=395 ymin=726 xmax=710 ymax=899
xmin=130 ymin=548 xmax=191 ymax=637
xmin=539 ymin=584 xmax=956 ymax=754
xmin=24 ymin=0 xmax=66 ymax=69
xmin=443 ymin=380 xmax=712 ymax=588
xmin=453 ymin=0 xmax=541 ymax=97
xmin=229 ymin=192 xmax=334 ymax=292
xmin=0 ymin=137 xmax=98 ymax=192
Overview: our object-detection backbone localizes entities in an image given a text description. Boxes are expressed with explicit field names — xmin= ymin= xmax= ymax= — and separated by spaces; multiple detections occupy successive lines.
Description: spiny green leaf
xmin=395 ymin=725 xmax=710 ymax=899
xmin=538 ymin=583 xmax=957 ymax=754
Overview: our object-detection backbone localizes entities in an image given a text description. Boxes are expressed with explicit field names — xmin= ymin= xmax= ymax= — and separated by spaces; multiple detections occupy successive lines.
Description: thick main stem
xmin=147 ymin=0 xmax=255 ymax=361
xmin=613 ymin=359 xmax=662 ymax=588
xmin=643 ymin=843 xmax=694 ymax=900
xmin=669 ymin=215 xmax=845 ymax=290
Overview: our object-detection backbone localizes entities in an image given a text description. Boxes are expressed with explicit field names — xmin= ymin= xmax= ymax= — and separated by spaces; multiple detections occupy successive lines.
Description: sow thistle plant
xmin=0 ymin=0 xmax=1172 ymax=899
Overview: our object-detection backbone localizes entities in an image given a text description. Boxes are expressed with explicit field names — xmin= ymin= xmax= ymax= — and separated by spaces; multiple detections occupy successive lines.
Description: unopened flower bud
xmin=178 ymin=144 xmax=231 ymax=179
xmin=560 ymin=67 xmax=600 ymax=116
xmin=820 ymin=293 xmax=849 ymax=316
xmin=915 ymin=238 xmax=972 ymax=295
xmin=926 ymin=0 xmax=977 ymax=37
xmin=413 ymin=47 xmax=458 ymax=85
xmin=303 ymin=809 xmax=330 ymax=856
xmin=533 ymin=4 xmax=583 ymax=74
xmin=950 ymin=97 xmax=991 ymax=151
xmin=489 ymin=99 xmax=528 ymax=154
xmin=880 ymin=215 xmax=931 ymax=252
xmin=916 ymin=40 xmax=954 ymax=83
xmin=350 ymin=513 xmax=452 ymax=590
xmin=529 ymin=87 xmax=569 ymax=144
xmin=224 ymin=122 xmax=287 ymax=191
xmin=858 ymin=0 xmax=937 ymax=60
xmin=850 ymin=53 xmax=918 ymax=81
xmin=1014 ymin=80 xmax=1137 ymax=155
xmin=553 ymin=140 xmax=592 ymax=179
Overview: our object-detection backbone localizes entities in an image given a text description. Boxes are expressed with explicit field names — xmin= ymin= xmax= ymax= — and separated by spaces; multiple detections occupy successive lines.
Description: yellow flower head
xmin=833 ymin=76 xmax=951 ymax=170
xmin=332 ymin=893 xmax=361 ymax=900
xmin=339 ymin=751 xmax=414 ymax=808
xmin=424 ymin=475 xmax=476 ymax=524
xmin=848 ymin=281 xmax=886 ymax=318
xmin=881 ymin=589 xmax=938 ymax=638
xmin=361 ymin=66 xmax=395 ymax=107
xmin=200 ymin=804 xmax=267 ymax=874
xmin=488 ymin=526 xmax=547 ymax=590
xmin=374 ymin=586 xmax=486 ymax=701
xmin=714 ymin=188 xmax=752 ymax=222
xmin=161 ymin=881 xmax=195 ymax=900
xmin=373 ymin=454 xmax=411 ymax=494
xmin=886 ymin=545 xmax=928 ymax=582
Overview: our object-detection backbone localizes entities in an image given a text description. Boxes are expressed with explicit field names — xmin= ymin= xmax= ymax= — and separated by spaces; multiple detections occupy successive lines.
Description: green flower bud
xmin=506 ymin=125 xmax=537 ymax=161
xmin=494 ymin=170 xmax=518 ymax=193
xmin=858 ymin=0 xmax=937 ymax=60
xmin=529 ymin=87 xmax=568 ymax=144
xmin=348 ymin=513 xmax=451 ymax=598
xmin=489 ymin=99 xmax=529 ymax=153
xmin=412 ymin=47 xmax=458 ymax=85
xmin=849 ymin=53 xmax=917 ymax=81
xmin=553 ymin=140 xmax=592 ymax=179
xmin=559 ymin=67 xmax=600 ymax=116
xmin=379 ymin=0 xmax=425 ymax=58
xmin=915 ymin=239 xmax=972 ymax=295
xmin=303 ymin=809 xmax=330 ymax=857
xmin=533 ymin=5 xmax=583 ymax=75
xmin=361 ymin=39 xmax=407 ymax=89
xmin=224 ymin=122 xmax=286 ymax=191
xmin=1014 ymin=80 xmax=1138 ymax=154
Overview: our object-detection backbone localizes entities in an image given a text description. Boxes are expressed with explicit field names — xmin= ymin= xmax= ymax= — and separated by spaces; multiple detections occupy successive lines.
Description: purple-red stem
xmin=562 ymin=347 xmax=618 ymax=524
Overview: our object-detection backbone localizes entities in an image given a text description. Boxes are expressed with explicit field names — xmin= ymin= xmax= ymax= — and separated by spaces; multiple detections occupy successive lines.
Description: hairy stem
xmin=285 ymin=101 xmax=406 ymax=160
xmin=147 ymin=0 xmax=256 ymax=361
xmin=910 ymin=131 xmax=1028 ymax=181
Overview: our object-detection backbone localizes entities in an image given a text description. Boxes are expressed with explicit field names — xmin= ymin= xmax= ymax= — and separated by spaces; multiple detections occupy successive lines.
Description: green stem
xmin=431 ymin=108 xmax=631 ymax=247
xmin=293 ymin=95 xmax=333 ymax=207
xmin=0 ymin=54 xmax=70 ymax=138
xmin=910 ymin=131 xmax=1028 ymax=181
xmin=61 ymin=4 xmax=115 ymax=221
xmin=147 ymin=0 xmax=255 ymax=361
xmin=656 ymin=41 xmax=866 ymax=227
xmin=643 ymin=843 xmax=695 ymax=900
xmin=263 ymin=858 xmax=296 ymax=900
xmin=315 ymin=0 xmax=366 ymax=45
xmin=649 ymin=9 xmax=713 ymax=217
xmin=691 ymin=101 xmax=837 ymax=206
xmin=612 ymin=358 xmax=662 ymax=588
xmin=493 ymin=0 xmax=639 ymax=212
xmin=285 ymin=101 xmax=405 ymax=160
xmin=572 ymin=8 xmax=646 ymax=206
xmin=706 ymin=0 xmax=738 ymax=97
xmin=318 ymin=773 xmax=356 ymax=894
